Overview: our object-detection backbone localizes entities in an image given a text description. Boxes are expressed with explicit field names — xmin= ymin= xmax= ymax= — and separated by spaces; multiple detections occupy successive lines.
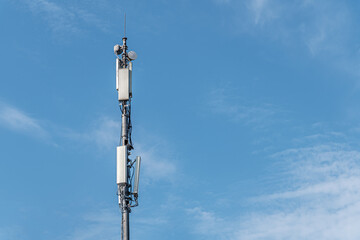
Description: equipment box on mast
xmin=116 ymin=145 xmax=128 ymax=185
xmin=116 ymin=59 xmax=132 ymax=101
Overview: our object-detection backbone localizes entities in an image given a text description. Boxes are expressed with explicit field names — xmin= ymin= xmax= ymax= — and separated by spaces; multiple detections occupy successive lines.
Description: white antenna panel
xmin=117 ymin=146 xmax=128 ymax=185
xmin=129 ymin=63 xmax=132 ymax=97
xmin=117 ymin=68 xmax=132 ymax=101
xmin=116 ymin=58 xmax=120 ymax=90
xmin=133 ymin=156 xmax=141 ymax=197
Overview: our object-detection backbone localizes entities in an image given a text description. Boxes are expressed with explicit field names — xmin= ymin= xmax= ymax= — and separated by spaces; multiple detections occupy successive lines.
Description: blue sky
xmin=2 ymin=0 xmax=360 ymax=239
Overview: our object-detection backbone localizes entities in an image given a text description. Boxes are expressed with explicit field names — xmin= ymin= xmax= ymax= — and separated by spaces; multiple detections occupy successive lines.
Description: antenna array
xmin=113 ymin=20 xmax=140 ymax=240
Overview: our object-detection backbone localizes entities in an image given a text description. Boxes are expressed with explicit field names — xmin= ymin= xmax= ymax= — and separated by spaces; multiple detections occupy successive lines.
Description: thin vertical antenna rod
xmin=124 ymin=13 xmax=126 ymax=37
xmin=122 ymin=13 xmax=128 ymax=68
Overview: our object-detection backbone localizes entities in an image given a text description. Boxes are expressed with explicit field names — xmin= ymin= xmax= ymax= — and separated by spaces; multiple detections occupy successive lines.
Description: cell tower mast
xmin=114 ymin=22 xmax=140 ymax=240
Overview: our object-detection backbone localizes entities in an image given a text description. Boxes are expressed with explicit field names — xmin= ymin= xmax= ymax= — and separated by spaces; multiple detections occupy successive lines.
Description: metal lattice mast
xmin=114 ymin=30 xmax=140 ymax=240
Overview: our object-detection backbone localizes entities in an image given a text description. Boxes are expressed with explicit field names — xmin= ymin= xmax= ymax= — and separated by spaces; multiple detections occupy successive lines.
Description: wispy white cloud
xmin=207 ymin=85 xmax=279 ymax=127
xmin=247 ymin=0 xmax=278 ymax=25
xmin=300 ymin=1 xmax=353 ymax=57
xmin=67 ymin=209 xmax=120 ymax=240
xmin=187 ymin=207 xmax=232 ymax=240
xmin=0 ymin=226 xmax=23 ymax=240
xmin=66 ymin=207 xmax=169 ymax=240
xmin=132 ymin=129 xmax=178 ymax=182
xmin=216 ymin=0 xmax=360 ymax=76
xmin=137 ymin=142 xmax=177 ymax=182
xmin=75 ymin=8 xmax=109 ymax=32
xmin=90 ymin=118 xmax=120 ymax=148
xmin=22 ymin=0 xmax=109 ymax=34
xmin=61 ymin=117 xmax=178 ymax=181
xmin=62 ymin=117 xmax=121 ymax=150
xmin=24 ymin=0 xmax=78 ymax=33
xmin=0 ymin=100 xmax=177 ymax=182
xmin=188 ymin=143 xmax=360 ymax=239
xmin=0 ymin=102 xmax=48 ymax=138
xmin=0 ymin=102 xmax=118 ymax=146
xmin=243 ymin=0 xmax=354 ymax=53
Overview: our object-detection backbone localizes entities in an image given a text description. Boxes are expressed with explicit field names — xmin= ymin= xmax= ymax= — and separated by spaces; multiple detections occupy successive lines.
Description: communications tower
xmin=114 ymin=32 xmax=141 ymax=240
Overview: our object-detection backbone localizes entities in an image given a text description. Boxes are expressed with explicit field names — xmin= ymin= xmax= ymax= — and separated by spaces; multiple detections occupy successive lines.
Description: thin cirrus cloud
xmin=187 ymin=143 xmax=360 ymax=239
xmin=0 ymin=101 xmax=116 ymax=144
xmin=65 ymin=207 xmax=169 ymax=240
xmin=0 ymin=101 xmax=177 ymax=181
xmin=207 ymin=85 xmax=278 ymax=127
xmin=66 ymin=209 xmax=120 ymax=240
xmin=0 ymin=226 xmax=23 ymax=240
xmin=21 ymin=0 xmax=109 ymax=34
xmin=216 ymin=0 xmax=360 ymax=76
xmin=136 ymin=142 xmax=177 ymax=182
xmin=247 ymin=0 xmax=278 ymax=26
xmin=0 ymin=102 xmax=48 ymax=138
xmin=62 ymin=117 xmax=178 ymax=181
xmin=0 ymin=103 xmax=119 ymax=148
xmin=60 ymin=117 xmax=121 ymax=150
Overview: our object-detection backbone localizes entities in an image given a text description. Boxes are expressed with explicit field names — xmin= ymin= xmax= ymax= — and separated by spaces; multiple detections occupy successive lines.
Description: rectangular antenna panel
xmin=116 ymin=146 xmax=128 ymax=185
xmin=133 ymin=156 xmax=141 ymax=197
xmin=116 ymin=58 xmax=120 ymax=90
xmin=129 ymin=62 xmax=133 ymax=97
xmin=117 ymin=68 xmax=132 ymax=101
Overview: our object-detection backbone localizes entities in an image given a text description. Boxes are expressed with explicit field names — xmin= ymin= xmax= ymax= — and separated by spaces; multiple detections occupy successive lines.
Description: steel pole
xmin=122 ymin=203 xmax=130 ymax=240
xmin=120 ymin=102 xmax=130 ymax=240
